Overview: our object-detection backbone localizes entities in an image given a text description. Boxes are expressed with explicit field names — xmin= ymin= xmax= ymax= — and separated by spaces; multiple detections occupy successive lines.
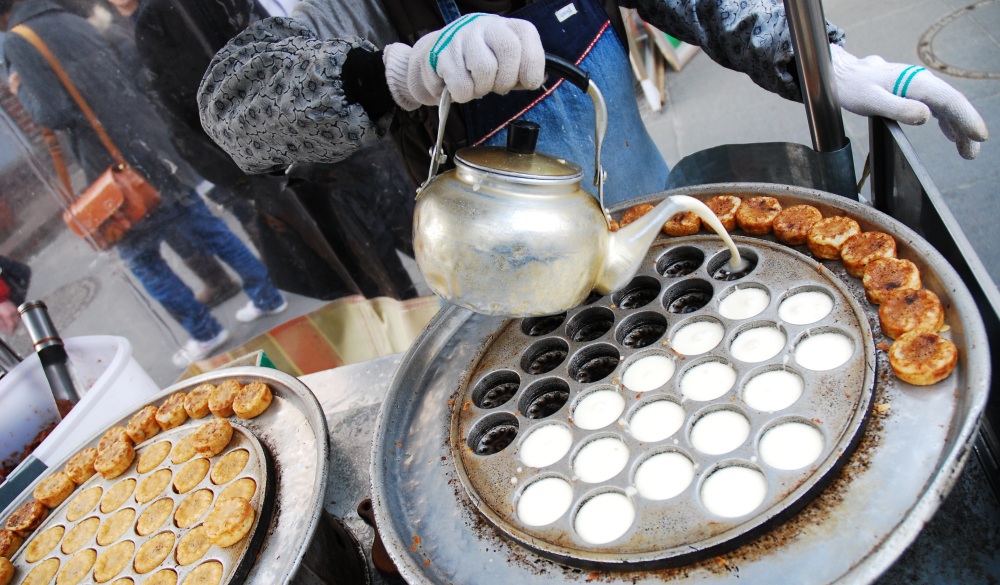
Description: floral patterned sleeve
xmin=197 ymin=17 xmax=394 ymax=174
xmin=618 ymin=0 xmax=845 ymax=101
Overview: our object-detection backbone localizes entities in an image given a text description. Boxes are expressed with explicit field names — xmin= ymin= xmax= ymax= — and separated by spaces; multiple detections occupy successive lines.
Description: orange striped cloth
xmin=178 ymin=294 xmax=441 ymax=380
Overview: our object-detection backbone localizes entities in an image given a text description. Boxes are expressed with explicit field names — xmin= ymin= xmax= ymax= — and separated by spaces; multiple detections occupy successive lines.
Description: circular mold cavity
xmin=521 ymin=313 xmax=567 ymax=337
xmin=568 ymin=344 xmax=621 ymax=383
xmin=779 ymin=289 xmax=834 ymax=325
xmin=794 ymin=330 xmax=855 ymax=371
xmin=573 ymin=436 xmax=630 ymax=483
xmin=612 ymin=276 xmax=662 ymax=310
xmin=574 ymin=491 xmax=635 ymax=545
xmin=656 ymin=246 xmax=705 ymax=278
xmin=468 ymin=413 xmax=519 ymax=455
xmin=664 ymin=279 xmax=714 ymax=314
xmin=519 ymin=378 xmax=571 ymax=419
xmin=519 ymin=424 xmax=574 ymax=468
xmin=680 ymin=360 xmax=737 ymax=401
xmin=743 ymin=368 xmax=804 ymax=412
xmin=701 ymin=465 xmax=767 ymax=518
xmin=671 ymin=318 xmax=725 ymax=355
xmin=621 ymin=354 xmax=676 ymax=392
xmin=759 ymin=421 xmax=825 ymax=470
xmin=572 ymin=388 xmax=626 ymax=430
xmin=472 ymin=370 xmax=520 ymax=409
xmin=521 ymin=338 xmax=569 ymax=375
xmin=709 ymin=247 xmax=759 ymax=281
xmin=634 ymin=451 xmax=695 ymax=500
xmin=690 ymin=409 xmax=751 ymax=455
xmin=730 ymin=324 xmax=786 ymax=363
xmin=616 ymin=311 xmax=667 ymax=349
xmin=719 ymin=286 xmax=770 ymax=320
xmin=628 ymin=399 xmax=685 ymax=442
xmin=566 ymin=307 xmax=615 ymax=342
xmin=516 ymin=476 xmax=574 ymax=527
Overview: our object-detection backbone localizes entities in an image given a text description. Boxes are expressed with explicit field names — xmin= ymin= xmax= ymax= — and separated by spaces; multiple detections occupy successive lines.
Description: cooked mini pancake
xmin=6 ymin=501 xmax=48 ymax=537
xmin=56 ymin=547 xmax=96 ymax=585
xmin=0 ymin=529 xmax=22 ymax=558
xmin=705 ymin=195 xmax=742 ymax=232
xmin=185 ymin=384 xmax=216 ymax=419
xmin=181 ymin=561 xmax=223 ymax=585
xmin=174 ymin=459 xmax=210 ymax=494
xmin=65 ymin=486 xmax=103 ymax=522
xmin=211 ymin=450 xmax=249 ymax=486
xmin=64 ymin=448 xmax=99 ymax=485
xmin=175 ymin=490 xmax=214 ymax=529
xmin=841 ymin=231 xmax=897 ymax=278
xmin=126 ymin=405 xmax=161 ymax=444
xmin=208 ymin=380 xmax=241 ymax=418
xmin=93 ymin=540 xmax=134 ymax=583
xmin=889 ymin=330 xmax=958 ymax=386
xmin=175 ymin=525 xmax=212 ymax=566
xmin=233 ymin=382 xmax=272 ymax=420
xmin=101 ymin=478 xmax=136 ymax=513
xmin=807 ymin=216 xmax=862 ymax=260
xmin=97 ymin=508 xmax=136 ymax=546
xmin=735 ymin=196 xmax=781 ymax=235
xmin=24 ymin=525 xmax=62 ymax=562
xmin=34 ymin=472 xmax=76 ymax=509
xmin=773 ymin=204 xmax=822 ymax=246
xmin=879 ymin=288 xmax=945 ymax=339
xmin=134 ymin=469 xmax=172 ymax=505
xmin=136 ymin=498 xmax=174 ymax=537
xmin=21 ymin=557 xmax=59 ymax=585
xmin=144 ymin=570 xmax=177 ymax=585
xmin=137 ymin=441 xmax=173 ymax=474
xmin=171 ymin=434 xmax=198 ymax=465
xmin=95 ymin=440 xmax=136 ymax=480
xmin=155 ymin=392 xmax=189 ymax=431
xmin=0 ymin=557 xmax=12 ymax=585
xmin=204 ymin=497 xmax=254 ymax=548
xmin=218 ymin=478 xmax=256 ymax=503
xmin=61 ymin=516 xmax=99 ymax=554
xmin=619 ymin=203 xmax=653 ymax=228
xmin=191 ymin=419 xmax=233 ymax=458
xmin=662 ymin=211 xmax=701 ymax=237
xmin=862 ymin=257 xmax=922 ymax=305
xmin=98 ymin=427 xmax=133 ymax=456
xmin=608 ymin=219 xmax=620 ymax=232
xmin=133 ymin=531 xmax=175 ymax=574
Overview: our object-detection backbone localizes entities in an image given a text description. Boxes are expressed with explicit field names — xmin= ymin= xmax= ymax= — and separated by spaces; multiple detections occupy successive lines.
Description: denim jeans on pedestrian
xmin=116 ymin=193 xmax=284 ymax=342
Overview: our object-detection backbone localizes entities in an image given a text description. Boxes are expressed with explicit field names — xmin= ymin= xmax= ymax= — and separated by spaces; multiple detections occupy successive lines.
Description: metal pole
xmin=783 ymin=0 xmax=849 ymax=152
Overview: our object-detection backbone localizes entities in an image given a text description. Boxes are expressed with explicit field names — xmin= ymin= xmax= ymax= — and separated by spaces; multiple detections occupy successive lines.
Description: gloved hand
xmin=383 ymin=13 xmax=545 ymax=111
xmin=830 ymin=44 xmax=988 ymax=159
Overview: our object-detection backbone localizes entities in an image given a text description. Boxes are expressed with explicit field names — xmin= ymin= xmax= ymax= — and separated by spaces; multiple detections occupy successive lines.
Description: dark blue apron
xmin=437 ymin=0 xmax=669 ymax=207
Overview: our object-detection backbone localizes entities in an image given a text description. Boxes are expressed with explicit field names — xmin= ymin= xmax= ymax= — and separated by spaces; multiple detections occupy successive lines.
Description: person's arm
xmin=3 ymin=35 xmax=80 ymax=129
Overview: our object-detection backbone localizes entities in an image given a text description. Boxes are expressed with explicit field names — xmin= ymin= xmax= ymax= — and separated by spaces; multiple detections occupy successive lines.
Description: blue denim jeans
xmin=117 ymin=194 xmax=284 ymax=342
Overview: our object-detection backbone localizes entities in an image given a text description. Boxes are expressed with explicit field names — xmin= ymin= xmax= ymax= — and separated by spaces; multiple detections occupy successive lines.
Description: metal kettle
xmin=413 ymin=55 xmax=703 ymax=317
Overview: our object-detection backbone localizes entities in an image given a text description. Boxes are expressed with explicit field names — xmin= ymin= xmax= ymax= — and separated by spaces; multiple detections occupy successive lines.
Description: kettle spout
xmin=595 ymin=195 xmax=702 ymax=294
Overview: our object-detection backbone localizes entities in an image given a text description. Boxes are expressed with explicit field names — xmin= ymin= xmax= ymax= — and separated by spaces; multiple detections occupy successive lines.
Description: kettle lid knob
xmin=507 ymin=120 xmax=540 ymax=154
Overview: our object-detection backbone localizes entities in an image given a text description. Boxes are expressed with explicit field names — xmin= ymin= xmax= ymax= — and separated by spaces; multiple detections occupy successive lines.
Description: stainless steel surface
xmin=18 ymin=300 xmax=62 ymax=353
xmin=7 ymin=424 xmax=273 ymax=584
xmin=372 ymin=183 xmax=990 ymax=583
xmin=1 ymin=366 xmax=331 ymax=584
xmin=452 ymin=236 xmax=875 ymax=568
xmin=782 ymin=0 xmax=848 ymax=153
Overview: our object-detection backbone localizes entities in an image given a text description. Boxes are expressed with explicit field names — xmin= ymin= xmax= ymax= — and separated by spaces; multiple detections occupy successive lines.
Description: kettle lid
xmin=454 ymin=120 xmax=583 ymax=183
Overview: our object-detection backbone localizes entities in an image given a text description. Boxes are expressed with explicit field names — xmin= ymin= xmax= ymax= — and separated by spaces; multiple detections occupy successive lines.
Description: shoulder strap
xmin=10 ymin=24 xmax=127 ymax=165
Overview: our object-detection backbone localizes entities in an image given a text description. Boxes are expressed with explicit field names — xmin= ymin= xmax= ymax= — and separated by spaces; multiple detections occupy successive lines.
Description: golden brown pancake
xmin=64 ymin=448 xmax=99 ymax=485
xmin=133 ymin=531 xmax=175 ymax=574
xmin=233 ymin=382 xmax=273 ymax=419
xmin=175 ymin=490 xmax=214 ymax=529
xmin=136 ymin=498 xmax=174 ymax=537
xmin=735 ymin=196 xmax=781 ymax=235
xmin=135 ymin=469 xmax=172 ymax=505
xmin=101 ymin=478 xmax=136 ymax=514
xmin=24 ymin=525 xmax=63 ymax=563
xmin=97 ymin=508 xmax=136 ymax=546
xmin=137 ymin=441 xmax=173 ymax=474
xmin=704 ymin=195 xmax=741 ymax=232
xmin=93 ymin=540 xmax=134 ymax=583
xmin=126 ymin=405 xmax=161 ymax=444
xmin=889 ymin=330 xmax=958 ymax=385
xmin=95 ymin=440 xmax=136 ymax=480
xmin=806 ymin=216 xmax=861 ymax=260
xmin=185 ymin=384 xmax=216 ymax=419
xmin=191 ymin=419 xmax=233 ymax=458
xmin=173 ymin=459 xmax=210 ymax=495
xmin=210 ymin=450 xmax=249 ymax=486
xmin=208 ymin=380 xmax=241 ymax=418
xmin=5 ymin=501 xmax=48 ymax=537
xmin=840 ymin=231 xmax=897 ymax=278
xmin=155 ymin=392 xmax=189 ymax=431
xmin=56 ymin=547 xmax=96 ymax=585
xmin=204 ymin=497 xmax=254 ymax=548
xmin=60 ymin=516 xmax=98 ymax=555
xmin=862 ymin=257 xmax=922 ymax=305
xmin=65 ymin=486 xmax=103 ymax=522
xmin=879 ymin=288 xmax=945 ymax=339
xmin=33 ymin=472 xmax=76 ymax=508
xmin=772 ymin=204 xmax=822 ymax=246
xmin=175 ymin=525 xmax=212 ymax=566
xmin=661 ymin=211 xmax=701 ymax=237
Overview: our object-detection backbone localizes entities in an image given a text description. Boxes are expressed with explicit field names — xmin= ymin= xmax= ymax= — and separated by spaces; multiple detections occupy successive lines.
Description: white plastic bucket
xmin=0 ymin=335 xmax=160 ymax=469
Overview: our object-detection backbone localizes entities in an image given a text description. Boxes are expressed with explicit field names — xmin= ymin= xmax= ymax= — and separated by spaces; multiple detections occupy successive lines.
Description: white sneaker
xmin=172 ymin=328 xmax=230 ymax=367
xmin=235 ymin=298 xmax=289 ymax=323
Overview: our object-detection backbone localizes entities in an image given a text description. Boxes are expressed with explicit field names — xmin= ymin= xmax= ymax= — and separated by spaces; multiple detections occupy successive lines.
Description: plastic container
xmin=0 ymin=335 xmax=160 ymax=470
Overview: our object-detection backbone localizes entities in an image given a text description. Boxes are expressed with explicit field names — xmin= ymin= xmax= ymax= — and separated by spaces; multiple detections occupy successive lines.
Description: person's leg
xmin=163 ymin=228 xmax=241 ymax=308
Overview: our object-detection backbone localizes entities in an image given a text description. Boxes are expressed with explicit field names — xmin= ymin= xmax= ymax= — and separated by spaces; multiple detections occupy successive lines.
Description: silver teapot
xmin=413 ymin=56 xmax=711 ymax=317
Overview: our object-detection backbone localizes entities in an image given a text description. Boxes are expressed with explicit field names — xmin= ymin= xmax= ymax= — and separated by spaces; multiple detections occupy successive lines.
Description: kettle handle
xmin=421 ymin=54 xmax=609 ymax=214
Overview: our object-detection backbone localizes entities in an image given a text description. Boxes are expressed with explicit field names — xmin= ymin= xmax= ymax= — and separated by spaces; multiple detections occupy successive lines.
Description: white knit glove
xmin=383 ymin=13 xmax=545 ymax=111
xmin=830 ymin=44 xmax=988 ymax=159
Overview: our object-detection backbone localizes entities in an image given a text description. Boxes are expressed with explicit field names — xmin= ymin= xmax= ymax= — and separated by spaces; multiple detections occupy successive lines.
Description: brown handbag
xmin=12 ymin=24 xmax=161 ymax=250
